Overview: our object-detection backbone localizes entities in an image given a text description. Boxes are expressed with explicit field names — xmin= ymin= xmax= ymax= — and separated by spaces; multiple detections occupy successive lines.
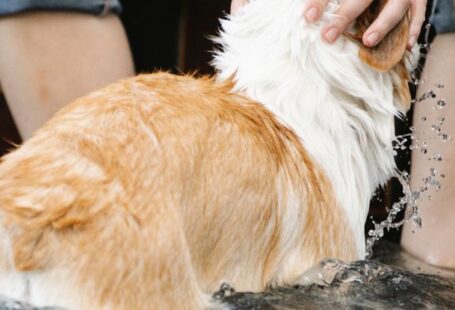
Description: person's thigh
xmin=0 ymin=11 xmax=134 ymax=139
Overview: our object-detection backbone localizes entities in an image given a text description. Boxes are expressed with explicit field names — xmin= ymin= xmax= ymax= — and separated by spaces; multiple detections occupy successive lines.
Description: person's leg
xmin=401 ymin=33 xmax=455 ymax=269
xmin=0 ymin=11 xmax=134 ymax=139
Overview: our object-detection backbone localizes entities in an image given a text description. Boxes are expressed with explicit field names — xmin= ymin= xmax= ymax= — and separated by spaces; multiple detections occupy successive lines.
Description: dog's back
xmin=0 ymin=73 xmax=356 ymax=308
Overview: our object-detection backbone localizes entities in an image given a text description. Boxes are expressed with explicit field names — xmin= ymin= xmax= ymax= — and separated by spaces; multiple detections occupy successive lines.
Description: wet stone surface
xmin=2 ymin=242 xmax=455 ymax=309
xmin=218 ymin=258 xmax=455 ymax=309
xmin=218 ymin=241 xmax=455 ymax=309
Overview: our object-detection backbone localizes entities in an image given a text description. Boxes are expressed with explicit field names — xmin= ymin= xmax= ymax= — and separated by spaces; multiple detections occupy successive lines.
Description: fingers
xmin=362 ymin=0 xmax=411 ymax=47
xmin=407 ymin=0 xmax=427 ymax=49
xmin=322 ymin=0 xmax=373 ymax=43
xmin=304 ymin=0 xmax=376 ymax=43
xmin=235 ymin=0 xmax=424 ymax=48
xmin=231 ymin=0 xmax=249 ymax=14
xmin=303 ymin=0 xmax=329 ymax=22
xmin=306 ymin=0 xmax=425 ymax=48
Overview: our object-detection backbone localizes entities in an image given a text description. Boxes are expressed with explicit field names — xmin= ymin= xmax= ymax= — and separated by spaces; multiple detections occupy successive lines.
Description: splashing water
xmin=366 ymin=97 xmax=450 ymax=257
xmin=365 ymin=23 xmax=451 ymax=258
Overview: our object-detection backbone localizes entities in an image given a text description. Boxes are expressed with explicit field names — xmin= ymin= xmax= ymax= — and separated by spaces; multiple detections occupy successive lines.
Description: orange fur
xmin=0 ymin=73 xmax=356 ymax=308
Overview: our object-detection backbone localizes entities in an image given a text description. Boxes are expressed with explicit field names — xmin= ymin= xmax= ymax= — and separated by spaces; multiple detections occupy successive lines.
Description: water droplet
xmin=413 ymin=79 xmax=425 ymax=86
xmin=433 ymin=154 xmax=443 ymax=161
xmin=213 ymin=283 xmax=236 ymax=300
xmin=437 ymin=99 xmax=447 ymax=109
xmin=441 ymin=134 xmax=451 ymax=142
xmin=414 ymin=216 xmax=422 ymax=228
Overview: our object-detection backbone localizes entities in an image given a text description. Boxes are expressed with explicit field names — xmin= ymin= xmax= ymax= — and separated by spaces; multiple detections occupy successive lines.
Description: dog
xmin=0 ymin=0 xmax=411 ymax=308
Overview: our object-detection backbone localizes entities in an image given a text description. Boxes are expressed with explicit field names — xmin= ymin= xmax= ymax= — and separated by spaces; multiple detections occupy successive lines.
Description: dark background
xmin=0 ymin=0 xmax=436 ymax=243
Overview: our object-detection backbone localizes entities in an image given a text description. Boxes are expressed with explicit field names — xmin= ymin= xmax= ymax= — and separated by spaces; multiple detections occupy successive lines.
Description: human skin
xmin=0 ymin=12 xmax=134 ymax=139
xmin=231 ymin=0 xmax=427 ymax=49
xmin=401 ymin=33 xmax=455 ymax=269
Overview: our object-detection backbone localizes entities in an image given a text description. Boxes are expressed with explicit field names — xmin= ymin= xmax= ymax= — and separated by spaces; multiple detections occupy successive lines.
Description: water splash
xmin=366 ymin=102 xmax=450 ymax=257
xmin=365 ymin=22 xmax=452 ymax=258
xmin=213 ymin=283 xmax=236 ymax=301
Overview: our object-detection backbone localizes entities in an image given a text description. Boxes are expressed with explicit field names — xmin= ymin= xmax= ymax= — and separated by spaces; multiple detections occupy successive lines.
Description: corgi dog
xmin=0 ymin=0 xmax=411 ymax=308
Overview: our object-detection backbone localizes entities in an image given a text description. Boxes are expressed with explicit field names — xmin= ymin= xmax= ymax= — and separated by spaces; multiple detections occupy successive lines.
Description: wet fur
xmin=0 ymin=74 xmax=355 ymax=308
xmin=0 ymin=0 xmax=410 ymax=308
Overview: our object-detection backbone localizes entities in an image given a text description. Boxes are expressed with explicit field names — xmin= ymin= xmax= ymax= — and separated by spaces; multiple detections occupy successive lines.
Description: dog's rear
xmin=0 ymin=76 xmax=210 ymax=308
xmin=0 ymin=74 xmax=357 ymax=308
xmin=0 ymin=0 xmax=412 ymax=308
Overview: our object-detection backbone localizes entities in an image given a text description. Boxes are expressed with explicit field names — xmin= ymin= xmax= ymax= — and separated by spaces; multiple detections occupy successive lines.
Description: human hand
xmin=230 ymin=0 xmax=427 ymax=49
xmin=303 ymin=0 xmax=427 ymax=49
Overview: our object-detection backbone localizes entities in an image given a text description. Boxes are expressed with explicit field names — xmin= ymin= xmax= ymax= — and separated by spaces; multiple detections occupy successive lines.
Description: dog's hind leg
xmin=0 ymin=188 xmax=213 ymax=309
xmin=0 ymin=145 xmax=214 ymax=309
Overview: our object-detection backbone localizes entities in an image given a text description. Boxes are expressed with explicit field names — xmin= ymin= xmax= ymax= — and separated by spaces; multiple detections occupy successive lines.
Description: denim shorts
xmin=0 ymin=0 xmax=122 ymax=17
xmin=431 ymin=0 xmax=455 ymax=33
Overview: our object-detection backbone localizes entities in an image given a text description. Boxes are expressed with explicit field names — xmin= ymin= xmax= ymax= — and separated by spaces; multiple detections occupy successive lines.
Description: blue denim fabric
xmin=0 ymin=0 xmax=122 ymax=17
xmin=431 ymin=0 xmax=455 ymax=33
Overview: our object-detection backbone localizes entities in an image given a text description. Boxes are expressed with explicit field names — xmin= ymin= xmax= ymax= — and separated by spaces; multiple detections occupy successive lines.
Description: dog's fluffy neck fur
xmin=214 ymin=0 xmax=405 ymax=257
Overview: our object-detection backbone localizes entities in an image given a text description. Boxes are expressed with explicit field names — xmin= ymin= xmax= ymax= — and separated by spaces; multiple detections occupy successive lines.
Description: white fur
xmin=213 ymin=0 xmax=406 ymax=257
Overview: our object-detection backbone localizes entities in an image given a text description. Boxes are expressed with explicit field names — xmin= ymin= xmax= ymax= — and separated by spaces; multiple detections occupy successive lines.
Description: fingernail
xmin=324 ymin=27 xmax=339 ymax=43
xmin=408 ymin=36 xmax=417 ymax=48
xmin=365 ymin=32 xmax=380 ymax=46
xmin=304 ymin=7 xmax=319 ymax=22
